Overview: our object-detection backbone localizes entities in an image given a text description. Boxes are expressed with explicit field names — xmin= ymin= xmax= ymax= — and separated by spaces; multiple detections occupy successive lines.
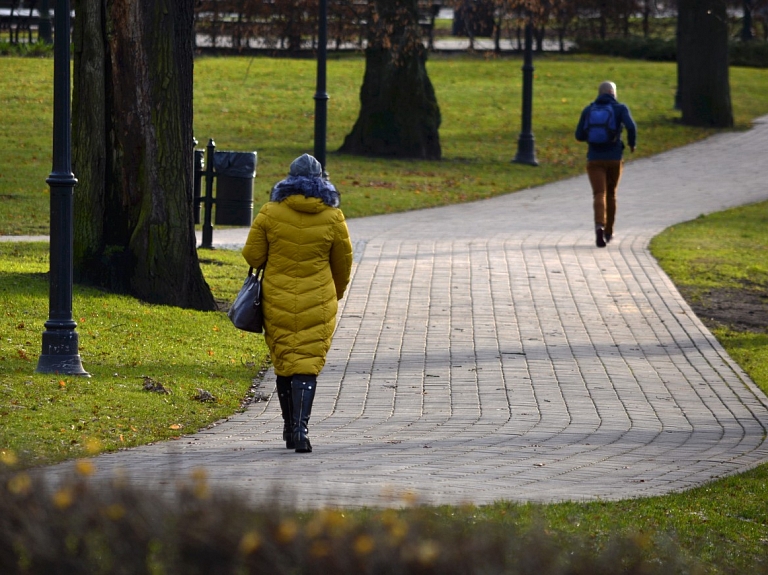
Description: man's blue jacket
xmin=575 ymin=93 xmax=637 ymax=161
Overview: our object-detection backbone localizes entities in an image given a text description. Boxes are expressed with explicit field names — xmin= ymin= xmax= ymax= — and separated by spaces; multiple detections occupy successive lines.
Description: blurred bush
xmin=0 ymin=466 xmax=699 ymax=575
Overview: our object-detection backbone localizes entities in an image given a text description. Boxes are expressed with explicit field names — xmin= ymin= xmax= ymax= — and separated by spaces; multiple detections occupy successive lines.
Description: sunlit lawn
xmin=2 ymin=54 xmax=768 ymax=234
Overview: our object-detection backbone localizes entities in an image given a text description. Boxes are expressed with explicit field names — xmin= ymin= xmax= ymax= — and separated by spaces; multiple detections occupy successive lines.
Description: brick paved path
xmin=43 ymin=117 xmax=768 ymax=508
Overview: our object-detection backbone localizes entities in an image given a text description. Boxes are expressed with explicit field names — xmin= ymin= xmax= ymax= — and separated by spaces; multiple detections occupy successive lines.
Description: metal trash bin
xmin=213 ymin=151 xmax=257 ymax=226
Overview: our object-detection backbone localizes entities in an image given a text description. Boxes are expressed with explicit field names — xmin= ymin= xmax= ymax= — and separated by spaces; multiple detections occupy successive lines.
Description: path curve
xmin=41 ymin=117 xmax=768 ymax=508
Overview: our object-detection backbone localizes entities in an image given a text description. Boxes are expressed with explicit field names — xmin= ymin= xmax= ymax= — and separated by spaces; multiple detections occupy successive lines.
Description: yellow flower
xmin=306 ymin=509 xmax=348 ymax=539
xmin=84 ymin=438 xmax=102 ymax=455
xmin=276 ymin=519 xmax=298 ymax=544
xmin=400 ymin=490 xmax=419 ymax=506
xmin=389 ymin=519 xmax=408 ymax=542
xmin=103 ymin=504 xmax=126 ymax=521
xmin=416 ymin=540 xmax=440 ymax=565
xmin=304 ymin=514 xmax=324 ymax=539
xmin=75 ymin=459 xmax=96 ymax=476
xmin=310 ymin=540 xmax=330 ymax=558
xmin=354 ymin=534 xmax=375 ymax=556
xmin=190 ymin=468 xmax=207 ymax=481
xmin=190 ymin=468 xmax=210 ymax=500
xmin=238 ymin=531 xmax=262 ymax=555
xmin=52 ymin=487 xmax=75 ymax=510
xmin=7 ymin=472 xmax=32 ymax=495
xmin=0 ymin=450 xmax=18 ymax=467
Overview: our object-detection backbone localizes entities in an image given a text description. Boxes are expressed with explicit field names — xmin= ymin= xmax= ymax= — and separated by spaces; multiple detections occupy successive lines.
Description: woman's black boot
xmin=291 ymin=375 xmax=317 ymax=453
xmin=275 ymin=375 xmax=294 ymax=449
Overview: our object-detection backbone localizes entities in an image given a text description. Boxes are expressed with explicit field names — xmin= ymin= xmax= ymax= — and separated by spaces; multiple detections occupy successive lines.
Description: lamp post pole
xmin=36 ymin=0 xmax=89 ymax=377
xmin=512 ymin=19 xmax=538 ymax=166
xmin=313 ymin=0 xmax=329 ymax=177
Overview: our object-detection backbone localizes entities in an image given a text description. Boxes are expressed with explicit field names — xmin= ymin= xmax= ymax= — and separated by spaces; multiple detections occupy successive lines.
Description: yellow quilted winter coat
xmin=242 ymin=194 xmax=352 ymax=377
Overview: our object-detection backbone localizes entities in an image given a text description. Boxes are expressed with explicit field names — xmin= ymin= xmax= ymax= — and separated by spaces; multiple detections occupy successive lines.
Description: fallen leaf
xmin=169 ymin=424 xmax=182 ymax=430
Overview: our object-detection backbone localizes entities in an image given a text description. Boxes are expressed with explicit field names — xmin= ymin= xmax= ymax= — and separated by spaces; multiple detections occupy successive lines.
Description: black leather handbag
xmin=228 ymin=265 xmax=265 ymax=333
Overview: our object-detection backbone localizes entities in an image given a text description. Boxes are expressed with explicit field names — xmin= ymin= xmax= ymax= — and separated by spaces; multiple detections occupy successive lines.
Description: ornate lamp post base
xmin=513 ymin=134 xmax=539 ymax=166
xmin=37 ymin=328 xmax=89 ymax=376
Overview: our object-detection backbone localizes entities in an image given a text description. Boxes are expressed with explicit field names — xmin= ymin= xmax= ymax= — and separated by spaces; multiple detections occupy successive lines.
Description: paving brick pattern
xmin=41 ymin=117 xmax=768 ymax=508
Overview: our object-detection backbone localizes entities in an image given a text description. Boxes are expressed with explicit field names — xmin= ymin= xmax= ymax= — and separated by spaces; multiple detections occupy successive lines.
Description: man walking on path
xmin=576 ymin=81 xmax=637 ymax=247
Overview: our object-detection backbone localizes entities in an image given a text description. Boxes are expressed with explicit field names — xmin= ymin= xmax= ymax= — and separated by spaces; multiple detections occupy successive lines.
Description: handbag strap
xmin=248 ymin=264 xmax=266 ymax=278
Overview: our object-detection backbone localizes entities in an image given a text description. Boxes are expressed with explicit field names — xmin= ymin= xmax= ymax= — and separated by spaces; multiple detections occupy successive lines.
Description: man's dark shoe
xmin=604 ymin=231 xmax=612 ymax=244
xmin=596 ymin=227 xmax=606 ymax=248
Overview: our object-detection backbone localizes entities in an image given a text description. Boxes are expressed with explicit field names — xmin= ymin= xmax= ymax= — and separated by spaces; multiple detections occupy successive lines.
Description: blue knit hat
xmin=289 ymin=154 xmax=322 ymax=177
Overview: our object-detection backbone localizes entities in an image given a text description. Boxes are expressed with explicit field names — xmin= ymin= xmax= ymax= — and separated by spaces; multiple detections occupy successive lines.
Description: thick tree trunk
xmin=599 ymin=2 xmax=607 ymax=40
xmin=742 ymin=0 xmax=754 ymax=41
xmin=338 ymin=0 xmax=441 ymax=160
xmin=73 ymin=0 xmax=215 ymax=311
xmin=642 ymin=0 xmax=651 ymax=37
xmin=677 ymin=0 xmax=733 ymax=128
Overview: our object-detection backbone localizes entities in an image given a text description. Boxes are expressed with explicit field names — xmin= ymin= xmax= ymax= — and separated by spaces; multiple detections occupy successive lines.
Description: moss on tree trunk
xmin=73 ymin=0 xmax=215 ymax=311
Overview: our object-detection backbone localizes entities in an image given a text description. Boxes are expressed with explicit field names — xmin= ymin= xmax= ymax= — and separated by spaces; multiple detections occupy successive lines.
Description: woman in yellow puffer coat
xmin=242 ymin=154 xmax=352 ymax=453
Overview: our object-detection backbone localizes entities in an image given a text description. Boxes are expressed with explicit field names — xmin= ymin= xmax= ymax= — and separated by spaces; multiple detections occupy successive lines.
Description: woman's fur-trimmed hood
xmin=270 ymin=176 xmax=340 ymax=208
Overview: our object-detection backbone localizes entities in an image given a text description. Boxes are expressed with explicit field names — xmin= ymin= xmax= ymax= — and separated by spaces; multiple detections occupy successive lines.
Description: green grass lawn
xmin=0 ymin=243 xmax=268 ymax=467
xmin=2 ymin=54 xmax=768 ymax=573
xmin=3 ymin=54 xmax=768 ymax=234
xmin=650 ymin=200 xmax=768 ymax=401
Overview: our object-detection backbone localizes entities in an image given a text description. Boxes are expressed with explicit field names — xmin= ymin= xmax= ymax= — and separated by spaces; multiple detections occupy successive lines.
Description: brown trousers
xmin=586 ymin=159 xmax=623 ymax=236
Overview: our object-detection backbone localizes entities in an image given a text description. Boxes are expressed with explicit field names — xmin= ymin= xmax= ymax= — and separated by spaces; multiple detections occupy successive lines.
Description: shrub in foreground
xmin=0 ymin=464 xmax=701 ymax=575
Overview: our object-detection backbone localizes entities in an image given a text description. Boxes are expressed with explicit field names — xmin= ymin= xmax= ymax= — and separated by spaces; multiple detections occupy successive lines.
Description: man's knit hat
xmin=289 ymin=154 xmax=322 ymax=177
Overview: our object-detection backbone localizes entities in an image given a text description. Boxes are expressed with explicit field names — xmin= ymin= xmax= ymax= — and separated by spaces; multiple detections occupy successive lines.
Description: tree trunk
xmin=73 ymin=0 xmax=216 ymax=311
xmin=677 ymin=0 xmax=733 ymax=128
xmin=742 ymin=0 xmax=754 ymax=41
xmin=642 ymin=0 xmax=651 ymax=37
xmin=599 ymin=2 xmax=607 ymax=40
xmin=338 ymin=0 xmax=441 ymax=160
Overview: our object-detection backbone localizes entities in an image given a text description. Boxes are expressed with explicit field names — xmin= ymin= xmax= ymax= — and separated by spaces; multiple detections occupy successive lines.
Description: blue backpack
xmin=584 ymin=103 xmax=618 ymax=145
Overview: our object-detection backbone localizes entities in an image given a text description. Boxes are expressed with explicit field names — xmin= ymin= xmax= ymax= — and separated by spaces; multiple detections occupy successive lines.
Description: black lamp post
xmin=36 ymin=0 xmax=89 ymax=377
xmin=512 ymin=19 xmax=538 ymax=166
xmin=38 ymin=0 xmax=52 ymax=44
xmin=313 ymin=0 xmax=329 ymax=177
